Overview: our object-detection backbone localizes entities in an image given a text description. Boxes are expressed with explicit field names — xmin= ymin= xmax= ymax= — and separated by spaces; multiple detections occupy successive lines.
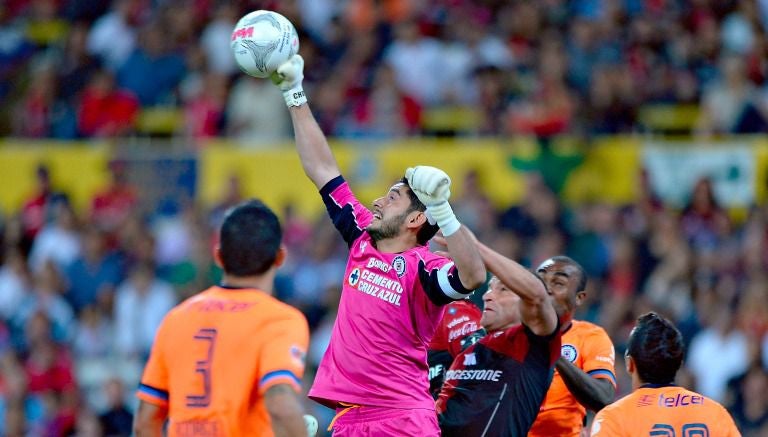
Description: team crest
xmin=392 ymin=256 xmax=407 ymax=277
xmin=561 ymin=344 xmax=578 ymax=362
xmin=290 ymin=345 xmax=306 ymax=366
xmin=348 ymin=268 xmax=361 ymax=286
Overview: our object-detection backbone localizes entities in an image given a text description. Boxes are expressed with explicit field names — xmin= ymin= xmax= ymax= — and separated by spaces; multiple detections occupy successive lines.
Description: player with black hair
xmin=592 ymin=312 xmax=740 ymax=436
xmin=528 ymin=255 xmax=617 ymax=437
xmin=271 ymin=55 xmax=486 ymax=436
xmin=134 ymin=200 xmax=314 ymax=436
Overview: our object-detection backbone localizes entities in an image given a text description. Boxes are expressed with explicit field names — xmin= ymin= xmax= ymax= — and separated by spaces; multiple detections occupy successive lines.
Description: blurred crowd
xmin=1 ymin=0 xmax=768 ymax=436
xmin=0 ymin=159 xmax=767 ymax=436
xmin=1 ymin=0 xmax=768 ymax=141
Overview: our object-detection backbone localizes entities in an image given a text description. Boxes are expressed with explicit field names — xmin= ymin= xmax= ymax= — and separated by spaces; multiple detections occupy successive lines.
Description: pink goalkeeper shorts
xmin=329 ymin=403 xmax=439 ymax=436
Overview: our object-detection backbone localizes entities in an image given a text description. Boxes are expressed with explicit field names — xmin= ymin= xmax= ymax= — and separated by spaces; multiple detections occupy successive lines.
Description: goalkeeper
xmin=271 ymin=55 xmax=487 ymax=436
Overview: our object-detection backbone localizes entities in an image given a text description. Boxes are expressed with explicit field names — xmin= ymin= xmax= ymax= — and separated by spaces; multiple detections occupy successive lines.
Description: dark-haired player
xmin=528 ymin=256 xmax=616 ymax=437
xmin=271 ymin=55 xmax=487 ymax=436
xmin=134 ymin=200 xmax=311 ymax=436
xmin=591 ymin=312 xmax=740 ymax=437
xmin=435 ymin=238 xmax=564 ymax=436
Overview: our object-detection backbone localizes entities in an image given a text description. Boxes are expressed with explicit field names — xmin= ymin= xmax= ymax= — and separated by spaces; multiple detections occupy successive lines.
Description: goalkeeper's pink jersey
xmin=308 ymin=176 xmax=475 ymax=410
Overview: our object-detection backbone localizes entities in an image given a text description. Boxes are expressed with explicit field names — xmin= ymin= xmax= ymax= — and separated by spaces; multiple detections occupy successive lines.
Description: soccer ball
xmin=231 ymin=10 xmax=299 ymax=79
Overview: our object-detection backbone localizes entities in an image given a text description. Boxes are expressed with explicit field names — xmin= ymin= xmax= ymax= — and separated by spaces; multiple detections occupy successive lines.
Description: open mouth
xmin=373 ymin=211 xmax=382 ymax=220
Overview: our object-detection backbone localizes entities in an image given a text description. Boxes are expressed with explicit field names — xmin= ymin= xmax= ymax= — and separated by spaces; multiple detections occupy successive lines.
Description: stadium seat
xmin=421 ymin=106 xmax=483 ymax=135
xmin=638 ymin=104 xmax=701 ymax=135
xmin=136 ymin=107 xmax=184 ymax=137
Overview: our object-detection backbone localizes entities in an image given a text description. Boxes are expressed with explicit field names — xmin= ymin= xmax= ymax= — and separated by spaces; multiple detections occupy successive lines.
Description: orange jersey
xmin=591 ymin=385 xmax=741 ymax=437
xmin=528 ymin=320 xmax=616 ymax=437
xmin=136 ymin=286 xmax=309 ymax=437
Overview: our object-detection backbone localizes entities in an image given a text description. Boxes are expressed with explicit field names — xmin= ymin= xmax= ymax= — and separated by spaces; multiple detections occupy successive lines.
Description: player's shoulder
xmin=598 ymin=390 xmax=636 ymax=416
xmin=572 ymin=320 xmax=612 ymax=339
xmin=446 ymin=299 xmax=480 ymax=314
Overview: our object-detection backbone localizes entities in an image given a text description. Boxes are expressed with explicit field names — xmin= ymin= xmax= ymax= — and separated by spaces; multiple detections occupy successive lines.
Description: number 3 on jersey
xmin=186 ymin=328 xmax=218 ymax=408
xmin=650 ymin=423 xmax=709 ymax=436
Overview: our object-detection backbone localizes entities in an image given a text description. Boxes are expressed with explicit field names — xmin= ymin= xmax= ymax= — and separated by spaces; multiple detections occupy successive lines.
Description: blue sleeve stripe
xmin=260 ymin=370 xmax=301 ymax=387
xmin=588 ymin=369 xmax=617 ymax=383
xmin=139 ymin=383 xmax=169 ymax=401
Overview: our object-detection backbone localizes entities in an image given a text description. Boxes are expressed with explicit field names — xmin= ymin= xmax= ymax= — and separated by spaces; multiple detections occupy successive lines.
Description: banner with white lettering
xmin=642 ymin=142 xmax=755 ymax=208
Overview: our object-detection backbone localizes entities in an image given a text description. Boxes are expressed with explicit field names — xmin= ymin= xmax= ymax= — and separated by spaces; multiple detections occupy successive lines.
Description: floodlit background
xmin=0 ymin=0 xmax=767 ymax=435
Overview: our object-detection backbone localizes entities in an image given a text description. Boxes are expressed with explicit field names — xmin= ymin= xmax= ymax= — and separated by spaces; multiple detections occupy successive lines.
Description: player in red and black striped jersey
xmin=434 ymin=235 xmax=570 ymax=436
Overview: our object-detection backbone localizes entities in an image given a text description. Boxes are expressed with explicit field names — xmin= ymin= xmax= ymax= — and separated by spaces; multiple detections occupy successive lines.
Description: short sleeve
xmin=257 ymin=309 xmax=310 ymax=395
xmin=591 ymin=409 xmax=623 ymax=437
xmin=582 ymin=327 xmax=617 ymax=387
xmin=137 ymin=315 xmax=171 ymax=407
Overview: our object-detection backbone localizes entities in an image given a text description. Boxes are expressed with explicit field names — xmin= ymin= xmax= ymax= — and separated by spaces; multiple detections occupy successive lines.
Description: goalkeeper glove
xmin=271 ymin=55 xmax=307 ymax=107
xmin=405 ymin=166 xmax=461 ymax=237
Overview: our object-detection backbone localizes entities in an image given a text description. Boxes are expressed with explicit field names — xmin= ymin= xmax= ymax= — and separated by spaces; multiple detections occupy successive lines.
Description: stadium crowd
xmin=0 ymin=160 xmax=766 ymax=435
xmin=1 ymin=0 xmax=767 ymax=140
xmin=1 ymin=0 xmax=768 ymax=436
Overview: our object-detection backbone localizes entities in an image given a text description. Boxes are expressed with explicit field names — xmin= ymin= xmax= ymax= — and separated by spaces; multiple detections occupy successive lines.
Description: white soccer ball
xmin=230 ymin=10 xmax=299 ymax=79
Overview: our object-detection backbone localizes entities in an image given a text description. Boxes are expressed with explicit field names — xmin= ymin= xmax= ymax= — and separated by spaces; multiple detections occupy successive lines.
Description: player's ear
xmin=625 ymin=355 xmax=635 ymax=374
xmin=575 ymin=291 xmax=587 ymax=305
xmin=407 ymin=210 xmax=427 ymax=230
xmin=213 ymin=245 xmax=223 ymax=268
xmin=273 ymin=244 xmax=287 ymax=268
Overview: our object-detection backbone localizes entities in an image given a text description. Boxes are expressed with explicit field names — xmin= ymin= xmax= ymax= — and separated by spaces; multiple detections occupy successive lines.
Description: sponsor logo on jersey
xmin=448 ymin=322 xmax=479 ymax=343
xmin=463 ymin=353 xmax=477 ymax=366
xmin=637 ymin=394 xmax=655 ymax=407
xmin=366 ymin=257 xmax=391 ymax=272
xmin=447 ymin=315 xmax=469 ymax=328
xmin=561 ymin=344 xmax=578 ymax=362
xmin=392 ymin=255 xmax=407 ymax=277
xmin=348 ymin=268 xmax=361 ymax=286
xmin=658 ymin=393 xmax=704 ymax=407
xmin=290 ymin=345 xmax=306 ymax=367
xmin=445 ymin=369 xmax=503 ymax=382
xmin=429 ymin=364 xmax=444 ymax=380
xmin=348 ymin=268 xmax=404 ymax=306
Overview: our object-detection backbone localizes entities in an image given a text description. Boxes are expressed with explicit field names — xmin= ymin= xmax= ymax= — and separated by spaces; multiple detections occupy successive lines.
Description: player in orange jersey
xmin=133 ymin=200 xmax=312 ymax=437
xmin=528 ymin=256 xmax=616 ymax=437
xmin=592 ymin=312 xmax=741 ymax=437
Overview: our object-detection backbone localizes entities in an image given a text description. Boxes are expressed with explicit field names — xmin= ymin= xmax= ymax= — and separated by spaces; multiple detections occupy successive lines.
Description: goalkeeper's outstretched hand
xmin=271 ymin=55 xmax=307 ymax=107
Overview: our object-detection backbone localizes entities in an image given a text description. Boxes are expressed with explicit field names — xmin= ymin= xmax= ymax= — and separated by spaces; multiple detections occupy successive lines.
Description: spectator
xmin=20 ymin=165 xmax=66 ymax=242
xmin=29 ymin=199 xmax=80 ymax=274
xmin=98 ymin=378 xmax=132 ymax=437
xmin=688 ymin=308 xmax=750 ymax=402
xmin=225 ymin=75 xmax=292 ymax=141
xmin=113 ymin=263 xmax=175 ymax=359
xmin=86 ymin=0 xmax=140 ymax=71
xmin=63 ymin=228 xmax=123 ymax=314
xmin=77 ymin=69 xmax=139 ymax=137
xmin=90 ymin=160 xmax=138 ymax=237
xmin=116 ymin=21 xmax=187 ymax=107
xmin=200 ymin=2 xmax=238 ymax=75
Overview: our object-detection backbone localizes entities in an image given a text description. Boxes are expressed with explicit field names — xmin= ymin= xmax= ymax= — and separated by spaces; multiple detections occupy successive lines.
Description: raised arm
xmin=406 ymin=166 xmax=486 ymax=290
xmin=475 ymin=240 xmax=557 ymax=336
xmin=273 ymin=55 xmax=340 ymax=188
